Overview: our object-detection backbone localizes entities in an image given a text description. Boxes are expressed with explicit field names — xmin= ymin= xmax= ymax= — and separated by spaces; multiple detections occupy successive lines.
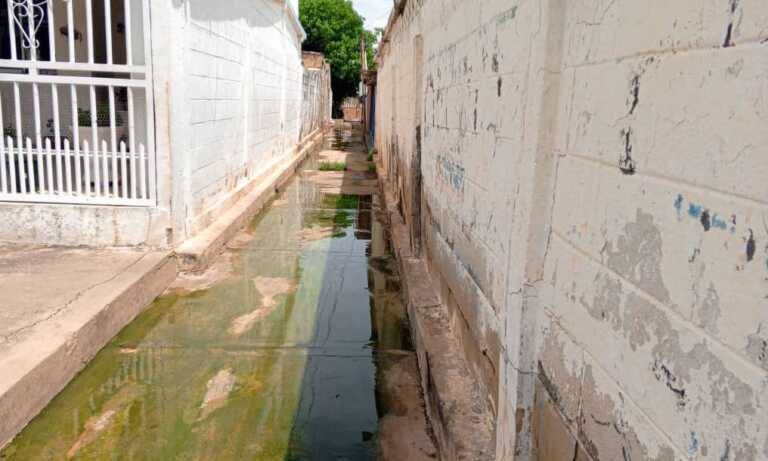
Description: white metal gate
xmin=0 ymin=0 xmax=155 ymax=206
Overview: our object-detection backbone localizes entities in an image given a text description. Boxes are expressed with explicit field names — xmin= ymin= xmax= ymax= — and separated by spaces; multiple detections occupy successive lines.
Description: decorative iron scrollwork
xmin=10 ymin=0 xmax=50 ymax=50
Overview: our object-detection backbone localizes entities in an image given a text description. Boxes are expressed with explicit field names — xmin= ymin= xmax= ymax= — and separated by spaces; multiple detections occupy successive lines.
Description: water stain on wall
xmin=604 ymin=209 xmax=671 ymax=304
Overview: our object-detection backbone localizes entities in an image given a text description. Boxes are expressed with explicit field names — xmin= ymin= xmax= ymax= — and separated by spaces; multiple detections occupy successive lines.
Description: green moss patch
xmin=321 ymin=194 xmax=359 ymax=210
xmin=318 ymin=161 xmax=347 ymax=171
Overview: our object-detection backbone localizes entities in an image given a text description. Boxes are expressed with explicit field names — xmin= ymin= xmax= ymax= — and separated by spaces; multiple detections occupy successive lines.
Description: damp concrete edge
xmin=176 ymin=127 xmax=327 ymax=273
xmin=0 ymin=250 xmax=177 ymax=451
xmin=376 ymin=165 xmax=496 ymax=461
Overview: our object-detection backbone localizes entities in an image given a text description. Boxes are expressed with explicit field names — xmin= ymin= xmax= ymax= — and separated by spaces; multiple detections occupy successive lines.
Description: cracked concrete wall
xmin=375 ymin=0 xmax=768 ymax=459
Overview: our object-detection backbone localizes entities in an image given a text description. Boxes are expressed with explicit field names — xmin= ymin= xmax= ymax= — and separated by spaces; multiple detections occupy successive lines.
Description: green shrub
xmin=318 ymin=161 xmax=347 ymax=171
xmin=78 ymin=106 xmax=123 ymax=127
xmin=3 ymin=126 xmax=16 ymax=140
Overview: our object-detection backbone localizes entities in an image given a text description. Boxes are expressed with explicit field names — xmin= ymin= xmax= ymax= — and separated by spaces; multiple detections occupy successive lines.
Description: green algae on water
xmin=2 ymin=126 xmax=403 ymax=461
xmin=321 ymin=194 xmax=359 ymax=210
xmin=304 ymin=209 xmax=355 ymax=230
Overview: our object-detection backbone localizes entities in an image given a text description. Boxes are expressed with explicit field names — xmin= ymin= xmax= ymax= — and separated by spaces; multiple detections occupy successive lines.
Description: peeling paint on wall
xmin=745 ymin=324 xmax=768 ymax=371
xmin=604 ymin=209 xmax=671 ymax=304
xmin=375 ymin=1 xmax=768 ymax=459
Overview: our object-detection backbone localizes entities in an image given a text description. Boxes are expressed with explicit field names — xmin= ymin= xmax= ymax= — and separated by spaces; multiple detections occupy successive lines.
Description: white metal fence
xmin=0 ymin=0 xmax=155 ymax=206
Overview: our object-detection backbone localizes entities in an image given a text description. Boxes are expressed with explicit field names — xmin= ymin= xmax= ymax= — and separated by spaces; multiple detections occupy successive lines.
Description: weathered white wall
xmin=0 ymin=0 xmax=325 ymax=249
xmin=375 ymin=0 xmax=768 ymax=459
xmin=152 ymin=0 xmax=313 ymax=243
xmin=300 ymin=54 xmax=331 ymax=141
xmin=538 ymin=1 xmax=768 ymax=460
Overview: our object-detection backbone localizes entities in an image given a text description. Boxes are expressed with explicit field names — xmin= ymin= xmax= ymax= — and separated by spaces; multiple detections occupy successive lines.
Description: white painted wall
xmin=148 ymin=0 xmax=314 ymax=243
xmin=0 ymin=0 xmax=323 ymax=247
xmin=375 ymin=0 xmax=768 ymax=459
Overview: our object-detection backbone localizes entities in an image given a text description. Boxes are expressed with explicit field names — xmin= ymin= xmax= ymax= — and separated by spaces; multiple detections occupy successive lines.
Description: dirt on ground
xmin=378 ymin=352 xmax=438 ymax=461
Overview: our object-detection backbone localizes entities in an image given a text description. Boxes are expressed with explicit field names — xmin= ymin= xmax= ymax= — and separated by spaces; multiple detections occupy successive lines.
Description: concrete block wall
xmin=0 ymin=0 xmax=324 ymax=249
xmin=538 ymin=1 xmax=768 ymax=459
xmin=300 ymin=53 xmax=332 ymax=140
xmin=154 ymin=0 xmax=310 ymax=242
xmin=375 ymin=0 xmax=768 ymax=459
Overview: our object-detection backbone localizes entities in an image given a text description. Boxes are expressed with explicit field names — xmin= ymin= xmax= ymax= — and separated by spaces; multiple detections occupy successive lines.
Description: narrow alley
xmin=0 ymin=124 xmax=435 ymax=461
xmin=0 ymin=0 xmax=766 ymax=459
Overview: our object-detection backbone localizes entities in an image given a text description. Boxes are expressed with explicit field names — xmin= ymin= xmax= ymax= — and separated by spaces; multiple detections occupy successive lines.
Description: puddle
xmin=1 ymin=123 xmax=424 ymax=461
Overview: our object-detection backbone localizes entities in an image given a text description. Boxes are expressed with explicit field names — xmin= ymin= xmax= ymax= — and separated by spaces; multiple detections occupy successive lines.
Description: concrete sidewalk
xmin=0 ymin=245 xmax=176 ymax=449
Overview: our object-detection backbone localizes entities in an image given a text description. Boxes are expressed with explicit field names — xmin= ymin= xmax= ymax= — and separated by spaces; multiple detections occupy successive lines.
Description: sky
xmin=351 ymin=0 xmax=392 ymax=31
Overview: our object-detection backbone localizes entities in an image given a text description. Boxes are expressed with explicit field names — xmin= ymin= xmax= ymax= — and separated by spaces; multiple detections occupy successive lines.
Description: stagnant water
xmin=1 ymin=126 xmax=414 ymax=460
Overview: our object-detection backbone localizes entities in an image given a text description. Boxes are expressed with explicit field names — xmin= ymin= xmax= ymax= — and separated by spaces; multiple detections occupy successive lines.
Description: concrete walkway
xmin=0 ymin=246 xmax=176 ymax=449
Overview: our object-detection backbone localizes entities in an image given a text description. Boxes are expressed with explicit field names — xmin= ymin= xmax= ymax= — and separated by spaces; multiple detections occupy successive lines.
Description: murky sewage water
xmin=1 ymin=127 xmax=412 ymax=460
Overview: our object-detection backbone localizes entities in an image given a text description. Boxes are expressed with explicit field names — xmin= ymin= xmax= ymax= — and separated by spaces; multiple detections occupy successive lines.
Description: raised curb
xmin=176 ymin=128 xmax=326 ymax=272
xmin=377 ymin=166 xmax=495 ymax=461
xmin=0 ymin=250 xmax=177 ymax=450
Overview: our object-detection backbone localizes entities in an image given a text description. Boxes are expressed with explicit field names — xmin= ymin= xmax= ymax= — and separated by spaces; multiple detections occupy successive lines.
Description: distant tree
xmin=362 ymin=29 xmax=378 ymax=70
xmin=299 ymin=0 xmax=376 ymax=108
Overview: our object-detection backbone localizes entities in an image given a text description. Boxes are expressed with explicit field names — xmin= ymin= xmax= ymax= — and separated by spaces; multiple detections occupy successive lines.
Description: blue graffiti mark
xmin=688 ymin=431 xmax=699 ymax=455
xmin=676 ymin=196 xmax=736 ymax=235
xmin=674 ymin=194 xmax=684 ymax=221
xmin=688 ymin=203 xmax=702 ymax=219
xmin=711 ymin=214 xmax=728 ymax=231
xmin=437 ymin=154 xmax=465 ymax=193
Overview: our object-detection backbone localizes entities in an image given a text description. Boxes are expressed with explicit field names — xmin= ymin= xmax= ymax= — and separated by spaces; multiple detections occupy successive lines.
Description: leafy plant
xmin=3 ymin=126 xmax=16 ymax=140
xmin=305 ymin=209 xmax=354 ymax=236
xmin=78 ymin=106 xmax=123 ymax=127
xmin=318 ymin=161 xmax=347 ymax=171
xmin=321 ymin=194 xmax=359 ymax=209
xmin=299 ymin=0 xmax=377 ymax=106
xmin=368 ymin=163 xmax=376 ymax=173
xmin=39 ymin=119 xmax=72 ymax=145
